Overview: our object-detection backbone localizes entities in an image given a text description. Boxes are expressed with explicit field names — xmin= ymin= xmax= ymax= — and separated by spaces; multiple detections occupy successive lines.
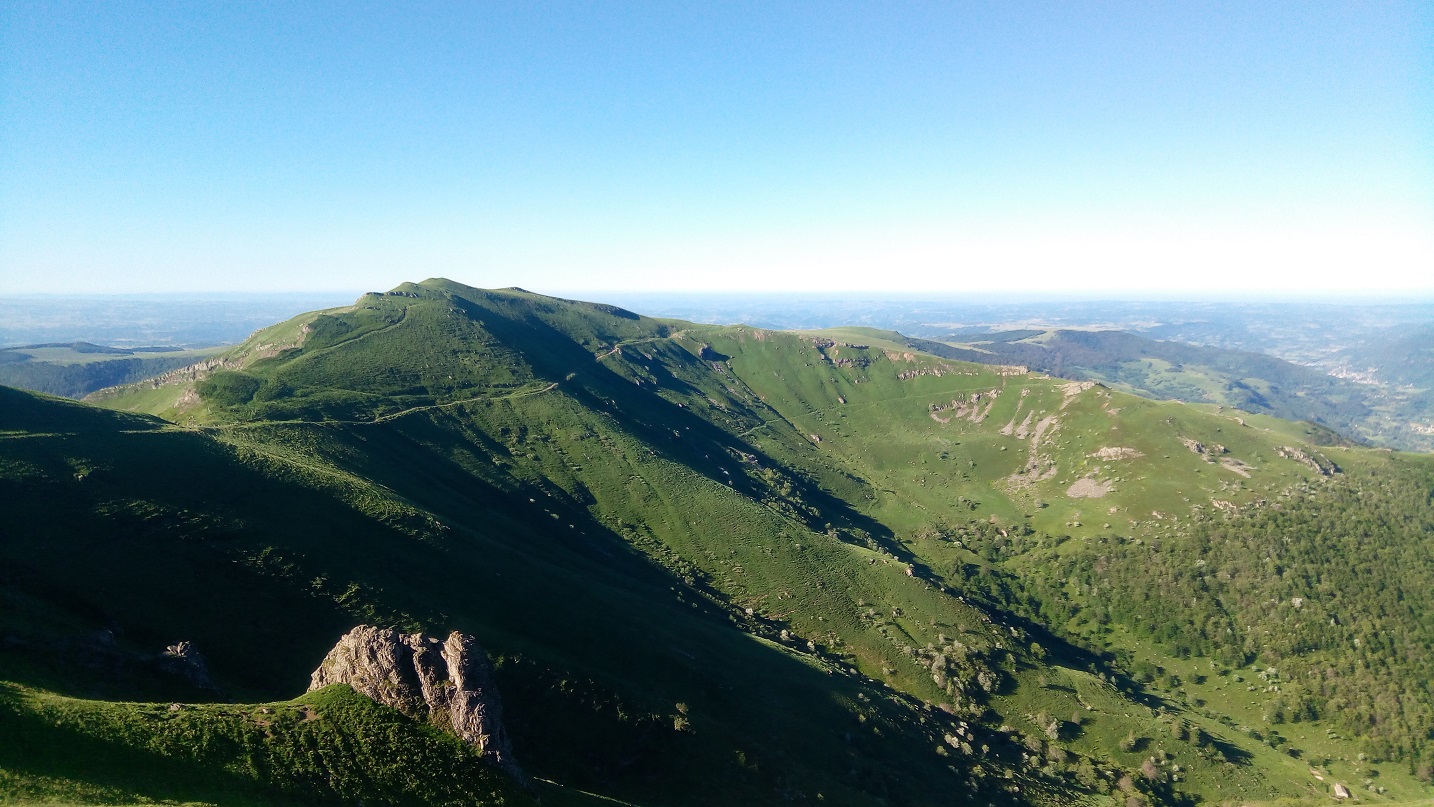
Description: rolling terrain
xmin=2 ymin=280 xmax=1432 ymax=806
xmin=0 ymin=343 xmax=224 ymax=400
xmin=885 ymin=328 xmax=1433 ymax=452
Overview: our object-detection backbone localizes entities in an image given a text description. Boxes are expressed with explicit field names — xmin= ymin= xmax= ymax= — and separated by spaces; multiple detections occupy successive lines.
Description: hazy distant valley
xmin=2 ymin=281 xmax=1433 ymax=806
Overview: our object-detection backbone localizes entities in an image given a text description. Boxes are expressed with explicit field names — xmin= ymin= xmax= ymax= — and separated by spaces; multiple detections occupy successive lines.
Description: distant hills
xmin=3 ymin=280 xmax=1432 ymax=805
xmin=895 ymin=327 xmax=1434 ymax=452
xmin=894 ymin=328 xmax=1377 ymax=446
xmin=1332 ymin=323 xmax=1434 ymax=387
xmin=0 ymin=342 xmax=222 ymax=399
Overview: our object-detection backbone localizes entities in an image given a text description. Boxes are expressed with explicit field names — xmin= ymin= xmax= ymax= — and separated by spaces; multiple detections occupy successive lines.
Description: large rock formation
xmin=309 ymin=626 xmax=518 ymax=776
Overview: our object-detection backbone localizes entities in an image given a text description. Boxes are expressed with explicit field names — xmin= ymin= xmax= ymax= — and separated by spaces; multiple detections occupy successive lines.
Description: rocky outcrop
xmin=697 ymin=343 xmax=729 ymax=362
xmin=1276 ymin=445 xmax=1340 ymax=476
xmin=158 ymin=641 xmax=219 ymax=692
xmin=1181 ymin=438 xmax=1228 ymax=457
xmin=1091 ymin=446 xmax=1143 ymax=461
xmin=309 ymin=626 xmax=519 ymax=776
xmin=1066 ymin=477 xmax=1113 ymax=499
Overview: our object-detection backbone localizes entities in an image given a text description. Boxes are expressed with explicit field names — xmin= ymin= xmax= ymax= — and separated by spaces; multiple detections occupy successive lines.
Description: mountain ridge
xmin=3 ymin=279 xmax=1432 ymax=805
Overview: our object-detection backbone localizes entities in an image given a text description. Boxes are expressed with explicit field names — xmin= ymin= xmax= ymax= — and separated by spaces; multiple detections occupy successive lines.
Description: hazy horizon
xmin=6 ymin=286 xmax=1434 ymax=306
xmin=6 ymin=283 xmax=1434 ymax=353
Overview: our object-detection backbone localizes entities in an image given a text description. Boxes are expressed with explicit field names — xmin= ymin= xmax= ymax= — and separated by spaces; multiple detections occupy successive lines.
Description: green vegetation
xmin=0 ymin=683 xmax=530 ymax=806
xmin=0 ymin=342 xmax=222 ymax=399
xmin=1006 ymin=459 xmax=1434 ymax=771
xmin=896 ymin=328 xmax=1414 ymax=449
xmin=3 ymin=279 xmax=1432 ymax=805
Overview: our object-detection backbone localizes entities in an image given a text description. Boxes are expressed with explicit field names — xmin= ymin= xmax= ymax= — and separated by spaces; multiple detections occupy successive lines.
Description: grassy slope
xmin=6 ymin=280 xmax=1431 ymax=805
xmin=702 ymin=326 xmax=1333 ymax=538
xmin=0 ymin=396 xmax=1031 ymax=804
xmin=695 ymin=327 xmax=1434 ymax=801
xmin=891 ymin=329 xmax=1393 ymax=448
xmin=0 ymin=683 xmax=532 ymax=807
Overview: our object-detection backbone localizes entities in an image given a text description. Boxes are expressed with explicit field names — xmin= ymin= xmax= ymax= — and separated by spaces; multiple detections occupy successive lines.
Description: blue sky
xmin=2 ymin=2 xmax=1430 ymax=295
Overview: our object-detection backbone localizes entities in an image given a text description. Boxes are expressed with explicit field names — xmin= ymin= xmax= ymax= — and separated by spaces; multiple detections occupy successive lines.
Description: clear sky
xmin=2 ymin=2 xmax=1430 ymax=295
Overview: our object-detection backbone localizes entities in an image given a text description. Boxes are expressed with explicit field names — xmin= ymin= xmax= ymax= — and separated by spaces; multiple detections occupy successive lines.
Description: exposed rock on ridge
xmin=309 ymin=625 xmax=519 ymax=776
xmin=1276 ymin=445 xmax=1340 ymax=476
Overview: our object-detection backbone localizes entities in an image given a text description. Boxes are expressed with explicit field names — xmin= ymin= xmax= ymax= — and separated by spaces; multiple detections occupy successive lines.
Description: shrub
xmin=196 ymin=371 xmax=262 ymax=407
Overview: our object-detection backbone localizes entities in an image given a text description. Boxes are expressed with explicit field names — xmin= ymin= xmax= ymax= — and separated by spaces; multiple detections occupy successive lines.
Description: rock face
xmin=309 ymin=626 xmax=518 ymax=776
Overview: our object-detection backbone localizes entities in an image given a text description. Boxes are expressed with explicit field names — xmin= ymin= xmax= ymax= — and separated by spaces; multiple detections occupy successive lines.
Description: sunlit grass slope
xmin=0 ymin=683 xmax=530 ymax=807
xmin=5 ymin=279 xmax=1430 ymax=805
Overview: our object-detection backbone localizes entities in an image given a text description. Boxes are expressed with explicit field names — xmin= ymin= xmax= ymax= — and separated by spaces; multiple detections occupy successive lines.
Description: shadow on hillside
xmin=1206 ymin=734 xmax=1254 ymax=766
xmin=0 ymin=617 xmax=223 ymax=704
xmin=0 ymin=687 xmax=283 ymax=804
xmin=273 ymin=411 xmax=1079 ymax=804
xmin=0 ymin=411 xmax=1022 ymax=803
xmin=0 ymin=427 xmax=367 ymax=699
xmin=464 ymin=304 xmax=915 ymax=561
xmin=335 ymin=427 xmax=1066 ymax=801
xmin=1 ymin=295 xmax=1132 ymax=804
